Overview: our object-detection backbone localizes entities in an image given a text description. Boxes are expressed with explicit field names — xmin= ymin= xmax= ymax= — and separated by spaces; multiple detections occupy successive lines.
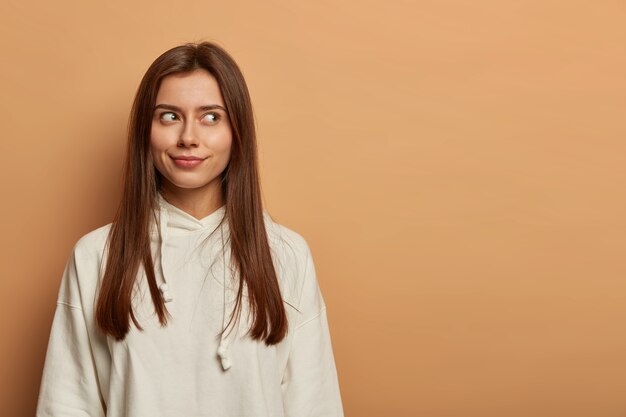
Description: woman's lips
xmin=171 ymin=156 xmax=205 ymax=168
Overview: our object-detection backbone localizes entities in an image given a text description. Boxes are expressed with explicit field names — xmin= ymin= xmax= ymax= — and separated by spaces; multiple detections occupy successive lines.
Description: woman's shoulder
xmin=55 ymin=223 xmax=113 ymax=309
xmin=262 ymin=211 xmax=318 ymax=308
xmin=71 ymin=222 xmax=113 ymax=260
xmin=262 ymin=211 xmax=312 ymax=264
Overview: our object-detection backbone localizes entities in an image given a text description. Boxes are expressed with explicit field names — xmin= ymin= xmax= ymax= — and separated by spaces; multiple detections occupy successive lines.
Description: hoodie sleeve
xmin=36 ymin=246 xmax=106 ymax=417
xmin=281 ymin=241 xmax=345 ymax=417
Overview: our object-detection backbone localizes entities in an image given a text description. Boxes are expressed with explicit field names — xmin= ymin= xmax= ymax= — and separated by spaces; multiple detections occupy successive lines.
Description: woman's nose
xmin=178 ymin=121 xmax=199 ymax=146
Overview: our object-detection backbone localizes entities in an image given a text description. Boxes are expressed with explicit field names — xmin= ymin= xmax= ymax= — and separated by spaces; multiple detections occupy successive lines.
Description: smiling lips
xmin=170 ymin=155 xmax=206 ymax=168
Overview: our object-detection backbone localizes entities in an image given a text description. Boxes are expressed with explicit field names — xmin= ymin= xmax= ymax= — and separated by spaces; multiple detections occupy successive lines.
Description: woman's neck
xmin=159 ymin=182 xmax=225 ymax=221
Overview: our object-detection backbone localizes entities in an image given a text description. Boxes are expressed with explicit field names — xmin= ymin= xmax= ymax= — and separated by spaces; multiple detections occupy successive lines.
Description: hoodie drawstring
xmin=156 ymin=199 xmax=234 ymax=371
xmin=217 ymin=223 xmax=235 ymax=371
xmin=158 ymin=208 xmax=173 ymax=303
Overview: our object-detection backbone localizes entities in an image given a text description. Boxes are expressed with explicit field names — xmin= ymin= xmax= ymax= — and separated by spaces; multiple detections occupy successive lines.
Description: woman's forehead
xmin=156 ymin=69 xmax=225 ymax=107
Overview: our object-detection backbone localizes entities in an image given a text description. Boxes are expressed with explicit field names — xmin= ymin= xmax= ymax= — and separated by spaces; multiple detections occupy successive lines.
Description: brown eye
xmin=160 ymin=112 xmax=178 ymax=122
xmin=203 ymin=112 xmax=220 ymax=123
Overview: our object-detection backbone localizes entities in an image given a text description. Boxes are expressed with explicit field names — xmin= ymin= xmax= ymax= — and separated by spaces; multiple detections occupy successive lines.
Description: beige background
xmin=1 ymin=0 xmax=625 ymax=416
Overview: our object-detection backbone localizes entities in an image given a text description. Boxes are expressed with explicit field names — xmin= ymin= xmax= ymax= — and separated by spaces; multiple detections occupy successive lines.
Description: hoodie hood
xmin=154 ymin=191 xmax=235 ymax=371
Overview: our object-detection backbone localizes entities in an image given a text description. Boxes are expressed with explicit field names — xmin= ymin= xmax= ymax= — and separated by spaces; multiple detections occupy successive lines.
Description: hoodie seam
xmin=295 ymin=242 xmax=311 ymax=315
xmin=57 ymin=301 xmax=83 ymax=311
xmin=295 ymin=306 xmax=326 ymax=330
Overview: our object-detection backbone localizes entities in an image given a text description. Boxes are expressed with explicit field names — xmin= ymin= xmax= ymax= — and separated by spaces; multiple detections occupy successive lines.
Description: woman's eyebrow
xmin=154 ymin=103 xmax=227 ymax=112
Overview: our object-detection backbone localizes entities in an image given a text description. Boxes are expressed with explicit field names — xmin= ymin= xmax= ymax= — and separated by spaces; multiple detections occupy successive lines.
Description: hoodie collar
xmin=156 ymin=192 xmax=226 ymax=235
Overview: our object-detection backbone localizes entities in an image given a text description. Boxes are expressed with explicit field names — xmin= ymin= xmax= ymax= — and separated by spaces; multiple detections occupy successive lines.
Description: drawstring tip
xmin=220 ymin=357 xmax=232 ymax=371
xmin=217 ymin=343 xmax=232 ymax=371
xmin=159 ymin=283 xmax=173 ymax=303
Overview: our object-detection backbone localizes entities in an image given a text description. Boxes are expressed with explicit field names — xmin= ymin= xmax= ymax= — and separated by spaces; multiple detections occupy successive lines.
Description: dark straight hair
xmin=95 ymin=41 xmax=287 ymax=345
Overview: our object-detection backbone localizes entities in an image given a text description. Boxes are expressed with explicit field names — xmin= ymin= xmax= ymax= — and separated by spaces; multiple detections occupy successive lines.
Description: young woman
xmin=36 ymin=41 xmax=344 ymax=417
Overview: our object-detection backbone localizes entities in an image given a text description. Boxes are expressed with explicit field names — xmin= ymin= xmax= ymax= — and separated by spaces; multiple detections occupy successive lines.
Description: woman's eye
xmin=203 ymin=112 xmax=220 ymax=123
xmin=160 ymin=112 xmax=178 ymax=122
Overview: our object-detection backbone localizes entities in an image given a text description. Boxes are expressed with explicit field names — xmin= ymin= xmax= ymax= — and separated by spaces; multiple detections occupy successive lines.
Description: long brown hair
xmin=96 ymin=41 xmax=287 ymax=346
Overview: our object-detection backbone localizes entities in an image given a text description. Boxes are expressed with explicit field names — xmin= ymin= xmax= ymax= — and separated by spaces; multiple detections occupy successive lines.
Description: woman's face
xmin=150 ymin=69 xmax=232 ymax=198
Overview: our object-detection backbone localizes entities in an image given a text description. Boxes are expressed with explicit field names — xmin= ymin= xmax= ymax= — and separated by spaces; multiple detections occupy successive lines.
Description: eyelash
xmin=158 ymin=111 xmax=221 ymax=123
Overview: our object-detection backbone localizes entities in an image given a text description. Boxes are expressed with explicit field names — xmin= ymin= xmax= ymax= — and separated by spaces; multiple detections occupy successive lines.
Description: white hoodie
xmin=36 ymin=192 xmax=344 ymax=417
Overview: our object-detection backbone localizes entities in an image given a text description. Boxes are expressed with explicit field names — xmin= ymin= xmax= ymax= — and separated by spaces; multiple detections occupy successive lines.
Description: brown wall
xmin=1 ymin=1 xmax=625 ymax=416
